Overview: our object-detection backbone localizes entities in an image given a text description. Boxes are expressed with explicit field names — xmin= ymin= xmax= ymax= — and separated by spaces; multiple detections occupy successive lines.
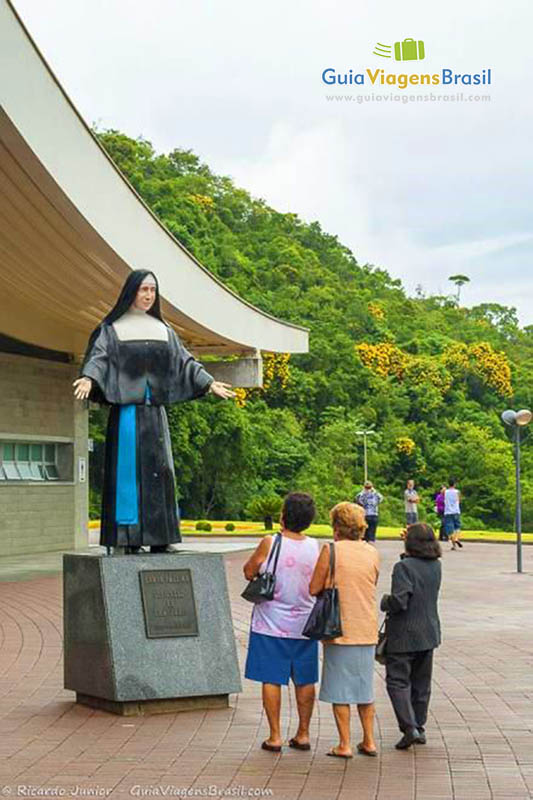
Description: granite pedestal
xmin=63 ymin=551 xmax=242 ymax=715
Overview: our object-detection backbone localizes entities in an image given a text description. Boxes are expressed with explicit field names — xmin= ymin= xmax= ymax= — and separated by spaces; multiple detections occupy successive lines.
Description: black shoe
xmin=150 ymin=545 xmax=177 ymax=553
xmin=457 ymin=540 xmax=463 ymax=548
xmin=395 ymin=729 xmax=423 ymax=750
xmin=124 ymin=546 xmax=142 ymax=555
xmin=416 ymin=728 xmax=427 ymax=744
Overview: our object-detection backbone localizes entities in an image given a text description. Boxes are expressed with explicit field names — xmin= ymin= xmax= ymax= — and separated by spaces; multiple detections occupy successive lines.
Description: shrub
xmin=460 ymin=515 xmax=486 ymax=531
xmin=246 ymin=495 xmax=283 ymax=530
xmin=195 ymin=520 xmax=212 ymax=531
xmin=225 ymin=523 xmax=235 ymax=531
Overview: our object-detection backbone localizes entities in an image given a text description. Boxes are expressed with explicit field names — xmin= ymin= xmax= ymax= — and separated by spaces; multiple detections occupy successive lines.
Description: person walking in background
xmin=444 ymin=479 xmax=462 ymax=550
xmin=381 ymin=523 xmax=442 ymax=750
xmin=243 ymin=492 xmax=320 ymax=753
xmin=355 ymin=481 xmax=384 ymax=543
xmin=310 ymin=502 xmax=380 ymax=759
xmin=434 ymin=485 xmax=447 ymax=541
xmin=404 ymin=479 xmax=420 ymax=527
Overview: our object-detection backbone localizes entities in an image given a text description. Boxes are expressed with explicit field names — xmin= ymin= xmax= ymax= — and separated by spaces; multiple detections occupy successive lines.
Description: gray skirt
xmin=319 ymin=643 xmax=375 ymax=704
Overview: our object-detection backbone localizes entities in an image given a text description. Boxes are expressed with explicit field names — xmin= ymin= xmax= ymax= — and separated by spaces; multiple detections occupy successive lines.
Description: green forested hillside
xmin=89 ymin=130 xmax=533 ymax=529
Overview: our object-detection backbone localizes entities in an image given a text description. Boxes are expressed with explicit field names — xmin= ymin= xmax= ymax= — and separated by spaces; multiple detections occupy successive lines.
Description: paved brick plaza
xmin=0 ymin=540 xmax=532 ymax=800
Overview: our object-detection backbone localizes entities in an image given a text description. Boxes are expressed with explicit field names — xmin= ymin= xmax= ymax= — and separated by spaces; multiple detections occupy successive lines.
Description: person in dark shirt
xmin=381 ymin=523 xmax=442 ymax=749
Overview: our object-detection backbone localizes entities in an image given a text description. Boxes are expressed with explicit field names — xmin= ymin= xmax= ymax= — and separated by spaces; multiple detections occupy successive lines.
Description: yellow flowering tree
xmin=357 ymin=340 xmax=513 ymax=399
xmin=469 ymin=342 xmax=513 ymax=398
xmin=396 ymin=436 xmax=416 ymax=456
xmin=356 ymin=342 xmax=410 ymax=379
xmin=368 ymin=302 xmax=386 ymax=321
xmin=188 ymin=193 xmax=215 ymax=210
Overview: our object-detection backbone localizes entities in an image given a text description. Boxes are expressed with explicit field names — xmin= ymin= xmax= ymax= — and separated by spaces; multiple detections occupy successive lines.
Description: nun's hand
xmin=209 ymin=381 xmax=236 ymax=400
xmin=73 ymin=377 xmax=92 ymax=400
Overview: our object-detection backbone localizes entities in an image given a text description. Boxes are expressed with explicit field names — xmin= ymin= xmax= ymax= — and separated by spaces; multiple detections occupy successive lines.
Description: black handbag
xmin=375 ymin=618 xmax=387 ymax=665
xmin=241 ymin=533 xmax=282 ymax=604
xmin=302 ymin=542 xmax=343 ymax=641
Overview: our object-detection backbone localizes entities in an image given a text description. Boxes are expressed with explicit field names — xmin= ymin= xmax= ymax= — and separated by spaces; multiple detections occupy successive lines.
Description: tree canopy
xmin=89 ymin=130 xmax=533 ymax=530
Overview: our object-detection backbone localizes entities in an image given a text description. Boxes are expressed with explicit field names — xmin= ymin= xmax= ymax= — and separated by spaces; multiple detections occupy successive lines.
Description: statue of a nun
xmin=73 ymin=270 xmax=235 ymax=553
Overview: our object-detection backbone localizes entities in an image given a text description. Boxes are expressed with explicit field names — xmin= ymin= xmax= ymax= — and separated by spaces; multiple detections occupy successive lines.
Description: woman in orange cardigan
xmin=310 ymin=502 xmax=380 ymax=759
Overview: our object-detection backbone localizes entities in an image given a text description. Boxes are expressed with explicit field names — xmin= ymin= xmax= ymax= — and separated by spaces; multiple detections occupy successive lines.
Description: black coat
xmin=82 ymin=324 xmax=213 ymax=405
xmin=81 ymin=327 xmax=213 ymax=548
xmin=381 ymin=556 xmax=441 ymax=653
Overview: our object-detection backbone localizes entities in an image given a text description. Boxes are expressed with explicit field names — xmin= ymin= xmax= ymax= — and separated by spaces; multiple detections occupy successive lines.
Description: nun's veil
xmin=82 ymin=269 xmax=164 ymax=369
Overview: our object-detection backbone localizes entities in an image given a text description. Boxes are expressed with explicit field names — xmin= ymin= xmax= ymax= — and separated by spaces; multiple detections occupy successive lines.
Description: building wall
xmin=0 ymin=352 xmax=88 ymax=555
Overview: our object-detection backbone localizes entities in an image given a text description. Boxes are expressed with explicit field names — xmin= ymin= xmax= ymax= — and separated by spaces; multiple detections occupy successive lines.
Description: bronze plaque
xmin=139 ymin=569 xmax=199 ymax=638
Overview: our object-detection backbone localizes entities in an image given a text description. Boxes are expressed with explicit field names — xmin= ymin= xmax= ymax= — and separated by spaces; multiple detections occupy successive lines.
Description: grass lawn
xmin=88 ymin=519 xmax=533 ymax=543
xmin=177 ymin=520 xmax=533 ymax=543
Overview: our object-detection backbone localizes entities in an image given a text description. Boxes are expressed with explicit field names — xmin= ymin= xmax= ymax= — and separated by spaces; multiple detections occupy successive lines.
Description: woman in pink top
xmin=243 ymin=493 xmax=320 ymax=753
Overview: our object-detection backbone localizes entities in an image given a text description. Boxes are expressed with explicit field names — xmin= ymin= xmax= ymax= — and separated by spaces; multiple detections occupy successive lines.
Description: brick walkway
xmin=0 ymin=540 xmax=532 ymax=799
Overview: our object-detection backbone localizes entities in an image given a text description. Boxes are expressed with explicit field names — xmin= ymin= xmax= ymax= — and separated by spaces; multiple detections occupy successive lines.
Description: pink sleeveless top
xmin=251 ymin=534 xmax=320 ymax=639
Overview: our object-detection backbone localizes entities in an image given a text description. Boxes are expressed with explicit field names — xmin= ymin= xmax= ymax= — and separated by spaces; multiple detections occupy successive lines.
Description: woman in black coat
xmin=381 ymin=523 xmax=441 ymax=750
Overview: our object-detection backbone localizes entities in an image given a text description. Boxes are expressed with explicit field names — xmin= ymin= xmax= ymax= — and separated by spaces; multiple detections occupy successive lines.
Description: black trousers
xmin=385 ymin=649 xmax=434 ymax=733
xmin=365 ymin=515 xmax=378 ymax=542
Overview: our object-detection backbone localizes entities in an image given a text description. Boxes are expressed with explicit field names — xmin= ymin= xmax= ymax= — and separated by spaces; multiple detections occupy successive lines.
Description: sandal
xmin=261 ymin=740 xmax=281 ymax=753
xmin=327 ymin=747 xmax=353 ymax=759
xmin=288 ymin=738 xmax=311 ymax=751
xmin=357 ymin=743 xmax=378 ymax=757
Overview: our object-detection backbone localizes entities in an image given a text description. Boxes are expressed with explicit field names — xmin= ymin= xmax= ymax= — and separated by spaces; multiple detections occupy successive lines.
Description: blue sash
xmin=115 ymin=385 xmax=151 ymax=525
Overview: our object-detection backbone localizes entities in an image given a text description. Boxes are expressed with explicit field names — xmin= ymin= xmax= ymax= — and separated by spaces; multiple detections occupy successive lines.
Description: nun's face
xmin=133 ymin=277 xmax=157 ymax=312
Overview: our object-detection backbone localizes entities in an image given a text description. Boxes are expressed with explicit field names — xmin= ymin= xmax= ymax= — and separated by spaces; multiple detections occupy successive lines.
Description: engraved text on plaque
xmin=139 ymin=569 xmax=199 ymax=638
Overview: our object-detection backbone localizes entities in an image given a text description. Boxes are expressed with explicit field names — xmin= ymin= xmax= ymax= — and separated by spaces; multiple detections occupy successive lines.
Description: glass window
xmin=1 ymin=440 xmax=62 ymax=481
xmin=29 ymin=463 xmax=44 ymax=481
xmin=44 ymin=464 xmax=59 ymax=480
xmin=16 ymin=444 xmax=30 ymax=462
xmin=4 ymin=463 xmax=21 ymax=480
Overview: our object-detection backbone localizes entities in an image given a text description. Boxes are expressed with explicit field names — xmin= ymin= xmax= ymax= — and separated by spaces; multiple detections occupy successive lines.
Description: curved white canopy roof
xmin=0 ymin=0 xmax=308 ymax=357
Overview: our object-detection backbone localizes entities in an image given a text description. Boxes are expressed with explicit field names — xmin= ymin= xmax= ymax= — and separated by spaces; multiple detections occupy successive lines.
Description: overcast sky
xmin=13 ymin=0 xmax=533 ymax=323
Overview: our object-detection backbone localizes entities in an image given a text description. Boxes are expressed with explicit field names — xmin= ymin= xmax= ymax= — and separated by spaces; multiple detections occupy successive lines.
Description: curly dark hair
xmin=405 ymin=523 xmax=441 ymax=560
xmin=282 ymin=492 xmax=316 ymax=533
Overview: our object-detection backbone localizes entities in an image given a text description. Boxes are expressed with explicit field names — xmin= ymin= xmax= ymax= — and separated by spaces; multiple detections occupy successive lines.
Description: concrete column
xmin=206 ymin=353 xmax=263 ymax=388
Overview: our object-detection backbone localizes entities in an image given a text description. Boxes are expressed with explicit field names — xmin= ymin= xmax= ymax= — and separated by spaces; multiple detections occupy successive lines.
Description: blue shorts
xmin=245 ymin=631 xmax=318 ymax=686
xmin=444 ymin=513 xmax=461 ymax=535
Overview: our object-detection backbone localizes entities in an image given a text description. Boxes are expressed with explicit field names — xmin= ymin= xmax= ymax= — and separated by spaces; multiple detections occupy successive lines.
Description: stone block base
xmin=76 ymin=692 xmax=229 ymax=716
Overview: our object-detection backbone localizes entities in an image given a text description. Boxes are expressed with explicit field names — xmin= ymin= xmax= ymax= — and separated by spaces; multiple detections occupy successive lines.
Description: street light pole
xmin=356 ymin=430 xmax=376 ymax=483
xmin=514 ymin=426 xmax=523 ymax=573
xmin=502 ymin=408 xmax=532 ymax=574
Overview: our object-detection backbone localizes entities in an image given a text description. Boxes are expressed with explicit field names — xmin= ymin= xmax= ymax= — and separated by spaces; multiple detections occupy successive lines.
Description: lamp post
xmin=501 ymin=408 xmax=532 ymax=574
xmin=355 ymin=429 xmax=376 ymax=483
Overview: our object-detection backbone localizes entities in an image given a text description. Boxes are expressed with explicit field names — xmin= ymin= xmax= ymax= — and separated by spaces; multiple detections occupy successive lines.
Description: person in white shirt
xmin=444 ymin=480 xmax=462 ymax=550
xmin=404 ymin=479 xmax=420 ymax=526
